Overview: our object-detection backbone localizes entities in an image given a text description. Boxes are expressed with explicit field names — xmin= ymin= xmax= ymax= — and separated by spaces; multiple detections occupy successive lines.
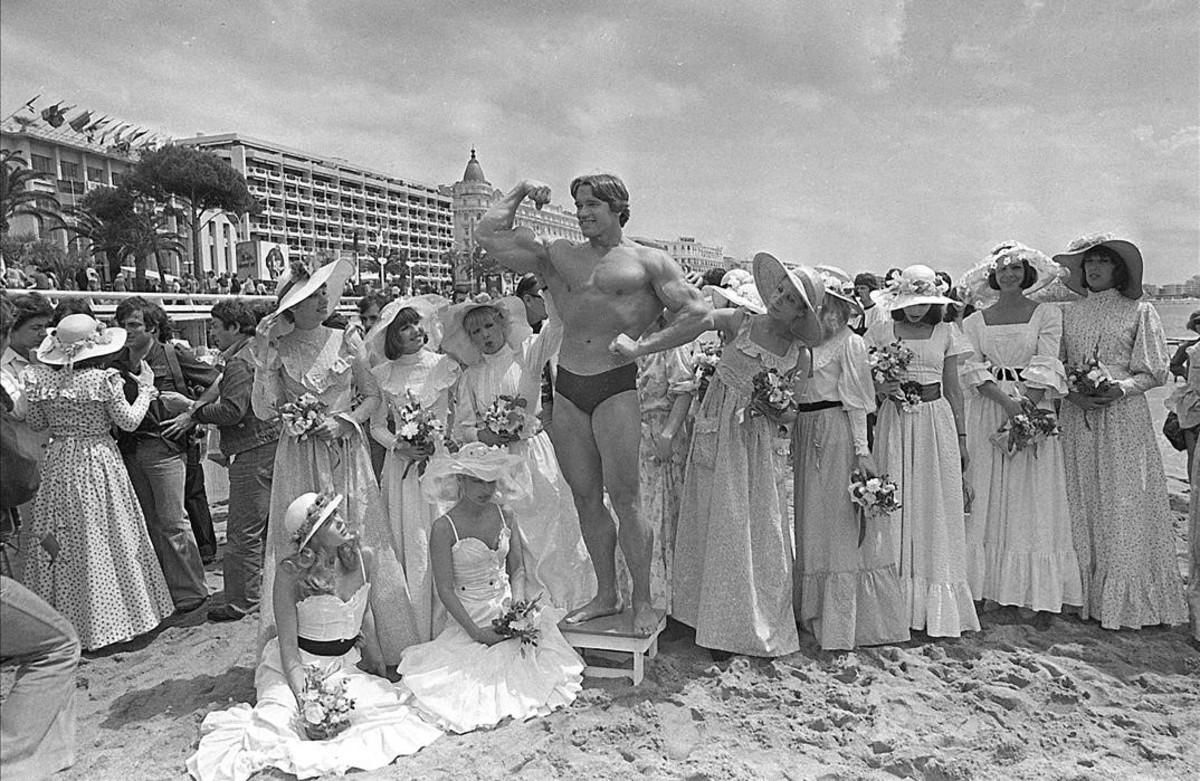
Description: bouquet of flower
xmin=278 ymin=393 xmax=328 ymax=440
xmin=482 ymin=394 xmax=533 ymax=444
xmin=1066 ymin=349 xmax=1116 ymax=397
xmin=747 ymin=368 xmax=797 ymax=422
xmin=867 ymin=340 xmax=914 ymax=385
xmin=847 ymin=468 xmax=901 ymax=546
xmin=297 ymin=665 xmax=355 ymax=741
xmin=395 ymin=390 xmax=445 ymax=478
xmin=692 ymin=343 xmax=721 ymax=401
xmin=989 ymin=401 xmax=1060 ymax=457
xmin=491 ymin=594 xmax=543 ymax=656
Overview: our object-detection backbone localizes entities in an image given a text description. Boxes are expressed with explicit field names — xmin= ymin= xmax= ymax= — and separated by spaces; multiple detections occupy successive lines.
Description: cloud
xmin=1134 ymin=125 xmax=1200 ymax=156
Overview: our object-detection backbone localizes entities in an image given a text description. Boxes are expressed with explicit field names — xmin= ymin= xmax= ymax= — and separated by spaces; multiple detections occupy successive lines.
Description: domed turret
xmin=461 ymin=148 xmax=488 ymax=185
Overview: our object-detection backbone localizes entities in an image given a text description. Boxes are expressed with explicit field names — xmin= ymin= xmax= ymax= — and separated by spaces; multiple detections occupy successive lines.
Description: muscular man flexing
xmin=475 ymin=173 xmax=709 ymax=635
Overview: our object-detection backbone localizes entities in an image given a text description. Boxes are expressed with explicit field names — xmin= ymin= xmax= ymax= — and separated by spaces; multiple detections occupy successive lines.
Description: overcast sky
xmin=2 ymin=0 xmax=1196 ymax=282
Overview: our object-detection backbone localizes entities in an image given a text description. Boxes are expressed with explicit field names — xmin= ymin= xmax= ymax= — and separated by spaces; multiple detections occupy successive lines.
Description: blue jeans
xmin=223 ymin=441 xmax=276 ymax=613
xmin=125 ymin=440 xmax=207 ymax=608
xmin=0 ymin=575 xmax=79 ymax=779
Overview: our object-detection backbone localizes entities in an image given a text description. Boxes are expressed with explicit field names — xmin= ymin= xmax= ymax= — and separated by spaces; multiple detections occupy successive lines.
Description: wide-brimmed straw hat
xmin=439 ymin=294 xmax=533 ymax=366
xmin=870 ymin=264 xmax=955 ymax=311
xmin=957 ymin=241 xmax=1065 ymax=308
xmin=268 ymin=258 xmax=355 ymax=337
xmin=702 ymin=281 xmax=765 ymax=314
xmin=752 ymin=253 xmax=825 ymax=344
xmin=813 ymin=265 xmax=863 ymax=314
xmin=420 ymin=442 xmax=529 ymax=505
xmin=361 ymin=293 xmax=449 ymax=367
xmin=36 ymin=314 xmax=127 ymax=367
xmin=284 ymin=492 xmax=344 ymax=550
xmin=1051 ymin=233 xmax=1144 ymax=299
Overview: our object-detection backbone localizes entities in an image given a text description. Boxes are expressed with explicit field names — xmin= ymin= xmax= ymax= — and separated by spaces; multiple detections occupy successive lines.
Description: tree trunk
xmin=134 ymin=254 xmax=148 ymax=291
xmin=153 ymin=248 xmax=169 ymax=287
xmin=191 ymin=204 xmax=202 ymax=276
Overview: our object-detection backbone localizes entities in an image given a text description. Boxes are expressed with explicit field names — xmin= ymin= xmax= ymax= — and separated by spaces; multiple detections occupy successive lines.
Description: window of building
xmin=31 ymin=154 xmax=55 ymax=174
xmin=111 ymin=172 xmax=124 ymax=188
xmin=60 ymin=161 xmax=80 ymax=180
xmin=87 ymin=166 xmax=106 ymax=183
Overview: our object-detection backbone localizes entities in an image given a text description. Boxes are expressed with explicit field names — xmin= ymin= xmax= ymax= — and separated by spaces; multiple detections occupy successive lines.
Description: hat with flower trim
xmin=1051 ymin=233 xmax=1143 ymax=299
xmin=419 ymin=442 xmax=529 ymax=505
xmin=36 ymin=314 xmax=127 ymax=367
xmin=284 ymin=491 xmax=344 ymax=550
xmin=870 ymin=264 xmax=956 ymax=311
xmin=957 ymin=241 xmax=1066 ymax=308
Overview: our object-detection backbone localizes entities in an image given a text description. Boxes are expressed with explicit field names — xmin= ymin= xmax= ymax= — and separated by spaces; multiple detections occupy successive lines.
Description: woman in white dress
xmin=188 ymin=492 xmax=442 ymax=781
xmin=361 ymin=296 xmax=460 ymax=641
xmin=958 ymin=243 xmax=1082 ymax=621
xmin=252 ymin=259 xmax=419 ymax=665
xmin=865 ymin=265 xmax=979 ymax=637
xmin=399 ymin=444 xmax=584 ymax=733
xmin=1052 ymin=234 xmax=1186 ymax=630
xmin=793 ymin=267 xmax=909 ymax=650
xmin=441 ymin=295 xmax=595 ymax=611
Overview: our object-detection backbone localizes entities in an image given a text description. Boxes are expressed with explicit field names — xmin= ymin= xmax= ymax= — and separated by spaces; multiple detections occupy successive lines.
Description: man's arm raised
xmin=473 ymin=179 xmax=554 ymax=275
xmin=610 ymin=249 xmax=719 ymax=360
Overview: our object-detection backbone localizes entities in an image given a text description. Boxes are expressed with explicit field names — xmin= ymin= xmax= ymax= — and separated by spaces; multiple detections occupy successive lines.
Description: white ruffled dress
xmin=398 ymin=515 xmax=584 ymax=733
xmin=187 ymin=580 xmax=442 ymax=781
xmin=960 ymin=305 xmax=1082 ymax=612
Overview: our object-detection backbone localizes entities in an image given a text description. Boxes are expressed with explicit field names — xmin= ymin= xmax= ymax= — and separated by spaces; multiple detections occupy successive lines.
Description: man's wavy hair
xmin=570 ymin=173 xmax=630 ymax=227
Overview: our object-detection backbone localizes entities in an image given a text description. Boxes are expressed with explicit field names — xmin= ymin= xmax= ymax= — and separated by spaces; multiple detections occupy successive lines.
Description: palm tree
xmin=59 ymin=188 xmax=184 ymax=290
xmin=1 ymin=149 xmax=62 ymax=237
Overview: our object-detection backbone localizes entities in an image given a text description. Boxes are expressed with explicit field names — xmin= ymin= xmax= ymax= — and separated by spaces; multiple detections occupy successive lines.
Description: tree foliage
xmin=63 ymin=186 xmax=184 ymax=288
xmin=128 ymin=144 xmax=259 ymax=270
xmin=1 ymin=149 xmax=62 ymax=237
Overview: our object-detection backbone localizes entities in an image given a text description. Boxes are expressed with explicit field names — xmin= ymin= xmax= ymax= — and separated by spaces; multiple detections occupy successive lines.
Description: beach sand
xmin=5 ymin=383 xmax=1197 ymax=780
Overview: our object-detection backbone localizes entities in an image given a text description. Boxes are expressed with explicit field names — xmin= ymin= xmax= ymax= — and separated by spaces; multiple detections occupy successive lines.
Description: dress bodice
xmin=864 ymin=321 xmax=971 ymax=384
xmin=795 ymin=329 xmax=876 ymax=410
xmin=960 ymin=305 xmax=1066 ymax=396
xmin=373 ymin=349 xmax=459 ymax=416
xmin=1061 ymin=290 xmax=1168 ymax=389
xmin=714 ymin=315 xmax=802 ymax=396
xmin=22 ymin=365 xmax=150 ymax=436
xmin=276 ymin=327 xmax=358 ymax=412
xmin=296 ymin=581 xmax=371 ymax=641
xmin=445 ymin=514 xmax=510 ymax=608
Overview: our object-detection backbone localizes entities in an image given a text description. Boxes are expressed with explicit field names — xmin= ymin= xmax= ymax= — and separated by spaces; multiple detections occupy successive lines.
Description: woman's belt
xmin=297 ymin=635 xmax=358 ymax=656
xmin=989 ymin=366 xmax=1025 ymax=382
xmin=796 ymin=400 xmax=843 ymax=412
xmin=908 ymin=382 xmax=942 ymax=402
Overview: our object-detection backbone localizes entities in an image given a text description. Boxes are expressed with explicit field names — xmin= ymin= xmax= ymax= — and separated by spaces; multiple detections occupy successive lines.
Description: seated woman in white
xmin=399 ymin=443 xmax=584 ymax=733
xmin=188 ymin=492 xmax=441 ymax=781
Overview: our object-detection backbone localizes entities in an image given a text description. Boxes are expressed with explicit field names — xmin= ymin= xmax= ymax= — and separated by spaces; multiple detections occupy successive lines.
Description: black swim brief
xmin=555 ymin=363 xmax=638 ymax=415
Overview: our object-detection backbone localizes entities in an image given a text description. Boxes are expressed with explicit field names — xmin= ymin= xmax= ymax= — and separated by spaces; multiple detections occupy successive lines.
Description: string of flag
xmin=4 ymin=95 xmax=171 ymax=155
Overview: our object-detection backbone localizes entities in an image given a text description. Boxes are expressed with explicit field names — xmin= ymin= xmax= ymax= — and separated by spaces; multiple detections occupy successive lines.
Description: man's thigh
xmin=550 ymin=394 xmax=605 ymax=503
xmin=590 ymin=391 xmax=642 ymax=493
xmin=133 ymin=444 xmax=187 ymax=527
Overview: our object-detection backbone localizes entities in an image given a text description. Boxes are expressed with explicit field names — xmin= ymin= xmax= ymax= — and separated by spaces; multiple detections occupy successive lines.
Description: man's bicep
xmin=477 ymin=226 xmax=551 ymax=274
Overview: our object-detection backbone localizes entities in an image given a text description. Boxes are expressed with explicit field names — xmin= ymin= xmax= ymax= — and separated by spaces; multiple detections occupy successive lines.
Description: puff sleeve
xmin=105 ymin=368 xmax=155 ymax=432
xmin=1120 ymin=302 xmax=1169 ymax=397
xmin=251 ymin=346 xmax=282 ymax=423
xmin=1022 ymin=304 xmax=1067 ymax=397
xmin=957 ymin=312 xmax=994 ymax=390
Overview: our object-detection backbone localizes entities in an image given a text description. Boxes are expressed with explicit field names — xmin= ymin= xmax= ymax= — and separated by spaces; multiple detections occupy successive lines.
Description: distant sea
xmin=1150 ymin=299 xmax=1199 ymax=341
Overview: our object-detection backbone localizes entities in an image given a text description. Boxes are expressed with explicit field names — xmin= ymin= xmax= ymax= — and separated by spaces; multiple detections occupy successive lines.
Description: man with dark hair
xmin=164 ymin=299 xmax=281 ymax=622
xmin=515 ymin=273 xmax=555 ymax=426
xmin=476 ymin=173 xmax=710 ymax=636
xmin=702 ymin=267 xmax=727 ymax=287
xmin=111 ymin=297 xmax=218 ymax=615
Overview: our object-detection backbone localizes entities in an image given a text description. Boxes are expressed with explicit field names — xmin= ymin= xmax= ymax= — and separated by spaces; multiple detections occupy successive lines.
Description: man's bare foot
xmin=632 ymin=600 xmax=659 ymax=637
xmin=564 ymin=594 xmax=621 ymax=625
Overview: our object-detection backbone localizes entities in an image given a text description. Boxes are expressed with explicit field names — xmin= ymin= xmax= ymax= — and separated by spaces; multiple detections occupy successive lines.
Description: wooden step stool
xmin=558 ymin=608 xmax=666 ymax=686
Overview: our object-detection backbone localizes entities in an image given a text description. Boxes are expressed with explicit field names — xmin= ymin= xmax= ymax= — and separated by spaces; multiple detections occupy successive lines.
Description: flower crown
xmin=985 ymin=241 xmax=1050 ymax=272
xmin=1065 ymin=232 xmax=1116 ymax=253
xmin=886 ymin=275 xmax=947 ymax=297
xmin=55 ymin=323 xmax=114 ymax=361
xmin=291 ymin=491 xmax=338 ymax=546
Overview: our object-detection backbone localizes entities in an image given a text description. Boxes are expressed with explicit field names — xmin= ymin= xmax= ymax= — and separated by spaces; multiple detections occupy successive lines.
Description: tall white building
xmin=177 ymin=133 xmax=455 ymax=287
xmin=661 ymin=236 xmax=726 ymax=274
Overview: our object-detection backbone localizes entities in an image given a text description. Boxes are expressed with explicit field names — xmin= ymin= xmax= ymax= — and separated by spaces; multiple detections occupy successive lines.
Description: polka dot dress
xmin=21 ymin=365 xmax=175 ymax=651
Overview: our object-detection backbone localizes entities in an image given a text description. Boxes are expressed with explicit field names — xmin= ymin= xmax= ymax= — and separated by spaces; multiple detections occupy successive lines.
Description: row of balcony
xmin=245 ymin=169 xmax=444 ymax=205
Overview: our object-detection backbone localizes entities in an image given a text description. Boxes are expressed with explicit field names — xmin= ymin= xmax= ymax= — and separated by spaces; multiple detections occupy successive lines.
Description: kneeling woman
xmin=399 ymin=443 xmax=584 ymax=733
xmin=188 ymin=493 xmax=441 ymax=781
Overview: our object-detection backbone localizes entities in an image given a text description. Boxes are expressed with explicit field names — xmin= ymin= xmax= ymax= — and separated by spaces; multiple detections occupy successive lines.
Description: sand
xmin=5 ymin=385 xmax=1198 ymax=780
